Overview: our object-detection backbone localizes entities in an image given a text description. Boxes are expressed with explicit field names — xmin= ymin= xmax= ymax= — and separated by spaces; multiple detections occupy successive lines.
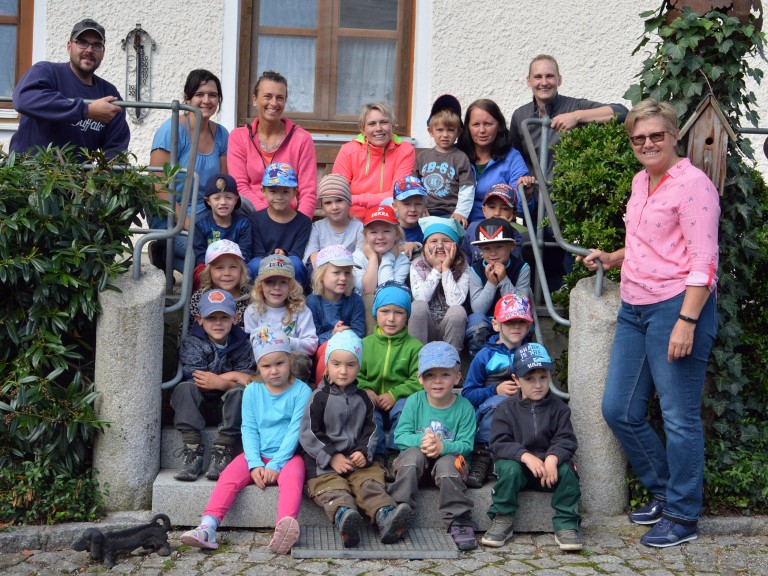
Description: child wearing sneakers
xmin=461 ymin=183 xmax=523 ymax=267
xmin=461 ymin=293 xmax=534 ymax=488
xmin=172 ymin=289 xmax=254 ymax=482
xmin=481 ymin=342 xmax=582 ymax=552
xmin=300 ymin=331 xmax=413 ymax=548
xmin=357 ymin=282 xmax=423 ymax=478
xmin=387 ymin=341 xmax=478 ymax=551
xmin=180 ymin=328 xmax=311 ymax=554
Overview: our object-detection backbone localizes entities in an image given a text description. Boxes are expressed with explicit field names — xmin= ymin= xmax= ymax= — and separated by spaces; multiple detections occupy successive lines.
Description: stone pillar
xmin=93 ymin=264 xmax=165 ymax=510
xmin=568 ymin=276 xmax=627 ymax=515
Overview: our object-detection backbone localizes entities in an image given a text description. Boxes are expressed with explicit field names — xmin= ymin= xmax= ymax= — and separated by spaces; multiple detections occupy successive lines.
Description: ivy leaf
xmin=623 ymin=84 xmax=644 ymax=104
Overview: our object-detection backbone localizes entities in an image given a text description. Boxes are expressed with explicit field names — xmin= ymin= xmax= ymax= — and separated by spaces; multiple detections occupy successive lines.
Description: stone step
xmin=155 ymin=426 xmax=554 ymax=532
xmin=152 ymin=469 xmax=553 ymax=532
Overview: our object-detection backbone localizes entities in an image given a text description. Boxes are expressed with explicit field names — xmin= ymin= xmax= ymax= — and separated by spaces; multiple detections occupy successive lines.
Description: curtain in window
xmin=336 ymin=37 xmax=396 ymax=116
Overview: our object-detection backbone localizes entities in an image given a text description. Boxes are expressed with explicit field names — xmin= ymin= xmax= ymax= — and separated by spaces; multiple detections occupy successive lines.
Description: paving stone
xmin=528 ymin=570 xmax=571 ymax=576
xmin=500 ymin=559 xmax=537 ymax=573
xmin=560 ymin=566 xmax=601 ymax=576
xmin=429 ymin=562 xmax=465 ymax=575
xmin=527 ymin=556 xmax=562 ymax=568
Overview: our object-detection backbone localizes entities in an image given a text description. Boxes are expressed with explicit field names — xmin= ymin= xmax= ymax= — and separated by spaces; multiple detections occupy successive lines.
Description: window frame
xmin=0 ymin=0 xmax=33 ymax=115
xmin=237 ymin=0 xmax=414 ymax=135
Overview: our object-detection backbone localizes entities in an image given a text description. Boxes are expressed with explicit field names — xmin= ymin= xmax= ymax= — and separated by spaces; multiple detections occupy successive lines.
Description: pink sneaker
xmin=180 ymin=524 xmax=218 ymax=550
xmin=268 ymin=516 xmax=300 ymax=554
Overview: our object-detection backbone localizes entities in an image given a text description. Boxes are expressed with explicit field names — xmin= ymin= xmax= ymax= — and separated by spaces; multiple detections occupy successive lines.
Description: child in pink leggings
xmin=181 ymin=328 xmax=312 ymax=554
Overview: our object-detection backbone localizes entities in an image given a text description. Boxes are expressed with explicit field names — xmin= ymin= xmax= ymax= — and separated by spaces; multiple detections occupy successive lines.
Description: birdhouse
xmin=678 ymin=95 xmax=736 ymax=195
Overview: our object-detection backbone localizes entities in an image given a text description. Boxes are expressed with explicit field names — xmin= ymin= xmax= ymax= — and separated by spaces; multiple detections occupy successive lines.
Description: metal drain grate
xmin=291 ymin=526 xmax=460 ymax=559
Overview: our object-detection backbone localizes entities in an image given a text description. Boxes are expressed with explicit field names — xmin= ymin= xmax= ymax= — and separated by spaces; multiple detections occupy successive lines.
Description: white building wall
xmin=2 ymin=0 xmax=766 ymax=175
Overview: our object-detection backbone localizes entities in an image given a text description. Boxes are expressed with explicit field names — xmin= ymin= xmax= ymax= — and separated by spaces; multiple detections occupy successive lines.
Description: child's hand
xmin=192 ymin=371 xmax=230 ymax=391
xmin=521 ymin=452 xmax=546 ymax=479
xmin=442 ymin=243 xmax=457 ymax=272
xmin=364 ymin=389 xmax=378 ymax=404
xmin=485 ymin=262 xmax=504 ymax=286
xmin=349 ymin=451 xmax=367 ymax=468
xmin=450 ymin=213 xmax=468 ymax=229
xmin=376 ymin=392 xmax=395 ymax=411
xmin=273 ymin=248 xmax=287 ymax=256
xmin=542 ymin=455 xmax=559 ymax=488
xmin=363 ymin=243 xmax=378 ymax=261
xmin=261 ymin=467 xmax=279 ymax=486
xmin=401 ymin=241 xmax=419 ymax=259
xmin=332 ymin=320 xmax=350 ymax=335
xmin=250 ymin=466 xmax=268 ymax=489
xmin=420 ymin=429 xmax=442 ymax=458
xmin=496 ymin=380 xmax=519 ymax=396
xmin=330 ymin=453 xmax=355 ymax=474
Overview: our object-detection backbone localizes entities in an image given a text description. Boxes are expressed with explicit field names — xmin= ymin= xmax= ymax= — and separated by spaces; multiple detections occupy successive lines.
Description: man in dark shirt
xmin=10 ymin=19 xmax=130 ymax=155
xmin=509 ymin=54 xmax=627 ymax=180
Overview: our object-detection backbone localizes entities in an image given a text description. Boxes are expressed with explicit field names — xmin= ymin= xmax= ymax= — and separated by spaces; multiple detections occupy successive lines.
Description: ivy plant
xmin=0 ymin=146 xmax=166 ymax=524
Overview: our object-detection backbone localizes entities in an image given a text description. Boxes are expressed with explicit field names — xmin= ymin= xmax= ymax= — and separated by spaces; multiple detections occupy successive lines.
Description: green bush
xmin=0 ymin=146 xmax=165 ymax=524
xmin=549 ymin=119 xmax=640 ymax=307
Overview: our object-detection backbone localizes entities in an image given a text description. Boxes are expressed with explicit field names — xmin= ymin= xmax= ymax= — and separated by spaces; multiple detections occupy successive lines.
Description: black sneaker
xmin=449 ymin=524 xmax=478 ymax=551
xmin=628 ymin=497 xmax=666 ymax=525
xmin=466 ymin=448 xmax=492 ymax=488
xmin=174 ymin=443 xmax=204 ymax=481
xmin=205 ymin=444 xmax=235 ymax=481
xmin=335 ymin=507 xmax=364 ymax=548
xmin=480 ymin=514 xmax=514 ymax=547
xmin=376 ymin=503 xmax=413 ymax=544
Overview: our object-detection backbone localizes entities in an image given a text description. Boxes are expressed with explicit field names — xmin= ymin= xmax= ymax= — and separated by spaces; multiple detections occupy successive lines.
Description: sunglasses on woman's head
xmin=629 ymin=131 xmax=669 ymax=146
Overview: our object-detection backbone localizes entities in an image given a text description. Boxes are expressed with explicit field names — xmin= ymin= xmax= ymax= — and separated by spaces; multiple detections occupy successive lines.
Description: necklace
xmin=258 ymin=133 xmax=284 ymax=153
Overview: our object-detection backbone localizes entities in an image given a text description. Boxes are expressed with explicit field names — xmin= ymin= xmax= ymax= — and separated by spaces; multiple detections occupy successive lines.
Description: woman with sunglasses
xmin=580 ymin=99 xmax=720 ymax=548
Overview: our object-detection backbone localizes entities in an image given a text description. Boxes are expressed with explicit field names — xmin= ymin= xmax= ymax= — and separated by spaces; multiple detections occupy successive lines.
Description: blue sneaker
xmin=628 ymin=497 xmax=666 ymax=525
xmin=640 ymin=517 xmax=698 ymax=548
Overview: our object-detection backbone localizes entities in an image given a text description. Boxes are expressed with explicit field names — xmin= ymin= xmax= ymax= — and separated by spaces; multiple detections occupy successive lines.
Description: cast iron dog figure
xmin=72 ymin=513 xmax=172 ymax=567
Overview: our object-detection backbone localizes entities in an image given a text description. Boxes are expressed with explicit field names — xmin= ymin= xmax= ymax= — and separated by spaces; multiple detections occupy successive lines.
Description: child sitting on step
xmin=181 ymin=328 xmax=311 ymax=554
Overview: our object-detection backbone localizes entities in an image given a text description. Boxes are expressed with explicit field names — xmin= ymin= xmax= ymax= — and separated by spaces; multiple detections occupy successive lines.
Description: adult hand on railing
xmin=86 ymin=95 xmax=123 ymax=123
xmin=516 ymin=175 xmax=537 ymax=200
xmin=577 ymin=247 xmax=625 ymax=272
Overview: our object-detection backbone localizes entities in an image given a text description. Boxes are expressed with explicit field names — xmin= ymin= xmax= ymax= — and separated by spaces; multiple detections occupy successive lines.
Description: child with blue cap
xmin=387 ymin=340 xmax=478 ymax=551
xmin=300 ymin=330 xmax=413 ymax=547
xmin=357 ymin=281 xmax=423 ymax=479
xmin=247 ymin=162 xmax=311 ymax=287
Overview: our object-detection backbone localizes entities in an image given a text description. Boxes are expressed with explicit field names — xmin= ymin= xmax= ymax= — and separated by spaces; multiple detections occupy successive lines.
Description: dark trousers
xmin=488 ymin=458 xmax=581 ymax=531
xmin=170 ymin=381 xmax=244 ymax=445
xmin=387 ymin=447 xmax=473 ymax=529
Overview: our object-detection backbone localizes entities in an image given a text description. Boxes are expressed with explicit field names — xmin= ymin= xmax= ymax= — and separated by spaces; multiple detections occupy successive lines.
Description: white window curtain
xmin=336 ymin=37 xmax=396 ymax=116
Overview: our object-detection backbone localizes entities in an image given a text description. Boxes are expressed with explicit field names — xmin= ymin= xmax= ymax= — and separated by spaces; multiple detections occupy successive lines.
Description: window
xmin=0 ymin=0 xmax=33 ymax=114
xmin=237 ymin=0 xmax=414 ymax=134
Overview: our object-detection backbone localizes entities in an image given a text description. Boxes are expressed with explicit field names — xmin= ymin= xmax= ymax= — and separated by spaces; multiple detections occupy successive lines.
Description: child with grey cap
xmin=482 ymin=342 xmax=582 ymax=551
xmin=387 ymin=341 xmax=478 ymax=551
xmin=300 ymin=330 xmax=413 ymax=548
xmin=181 ymin=328 xmax=311 ymax=555
xmin=172 ymin=289 xmax=254 ymax=482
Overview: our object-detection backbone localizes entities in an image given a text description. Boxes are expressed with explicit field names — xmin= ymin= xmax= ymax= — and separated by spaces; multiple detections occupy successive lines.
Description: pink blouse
xmin=620 ymin=158 xmax=720 ymax=305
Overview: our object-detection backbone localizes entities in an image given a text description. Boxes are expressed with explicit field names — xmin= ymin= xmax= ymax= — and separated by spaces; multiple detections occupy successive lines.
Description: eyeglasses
xmin=629 ymin=131 xmax=669 ymax=146
xmin=73 ymin=39 xmax=105 ymax=52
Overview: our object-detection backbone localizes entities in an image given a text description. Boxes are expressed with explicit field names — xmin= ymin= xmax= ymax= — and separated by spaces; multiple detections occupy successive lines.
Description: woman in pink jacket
xmin=332 ymin=102 xmax=415 ymax=220
xmin=227 ymin=70 xmax=317 ymax=218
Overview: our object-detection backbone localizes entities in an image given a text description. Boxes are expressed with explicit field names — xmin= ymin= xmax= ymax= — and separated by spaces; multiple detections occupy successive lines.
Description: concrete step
xmin=152 ymin=469 xmax=553 ymax=532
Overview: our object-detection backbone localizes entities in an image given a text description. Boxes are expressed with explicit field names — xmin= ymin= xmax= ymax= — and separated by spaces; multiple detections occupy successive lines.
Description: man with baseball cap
xmin=10 ymin=18 xmax=130 ymax=157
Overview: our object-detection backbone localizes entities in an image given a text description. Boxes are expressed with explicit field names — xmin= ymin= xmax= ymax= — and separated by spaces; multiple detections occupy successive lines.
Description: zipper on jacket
xmin=379 ymin=148 xmax=386 ymax=193
xmin=365 ymin=144 xmax=371 ymax=176
xmin=381 ymin=336 xmax=392 ymax=394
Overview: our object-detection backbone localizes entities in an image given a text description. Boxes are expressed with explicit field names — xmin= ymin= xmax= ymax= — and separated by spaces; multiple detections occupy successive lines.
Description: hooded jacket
xmin=356 ymin=327 xmax=423 ymax=402
xmin=227 ymin=117 xmax=318 ymax=218
xmin=332 ymin=134 xmax=416 ymax=219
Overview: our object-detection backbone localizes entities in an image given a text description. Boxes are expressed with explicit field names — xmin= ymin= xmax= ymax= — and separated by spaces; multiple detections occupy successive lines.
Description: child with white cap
xmin=181 ymin=328 xmax=311 ymax=555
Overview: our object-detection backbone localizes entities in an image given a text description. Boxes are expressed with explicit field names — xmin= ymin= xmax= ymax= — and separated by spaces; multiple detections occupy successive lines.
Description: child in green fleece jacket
xmin=357 ymin=281 xmax=423 ymax=471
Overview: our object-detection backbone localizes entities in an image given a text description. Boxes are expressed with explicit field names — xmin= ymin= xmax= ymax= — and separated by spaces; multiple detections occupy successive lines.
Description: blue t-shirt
xmin=151 ymin=117 xmax=229 ymax=216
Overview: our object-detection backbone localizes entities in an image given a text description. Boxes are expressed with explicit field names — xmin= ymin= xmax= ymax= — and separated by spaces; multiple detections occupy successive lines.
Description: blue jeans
xmin=374 ymin=398 xmax=407 ymax=454
xmin=247 ymin=255 xmax=307 ymax=288
xmin=150 ymin=215 xmax=190 ymax=273
xmin=475 ymin=395 xmax=507 ymax=447
xmin=465 ymin=313 xmax=492 ymax=358
xmin=601 ymin=291 xmax=717 ymax=523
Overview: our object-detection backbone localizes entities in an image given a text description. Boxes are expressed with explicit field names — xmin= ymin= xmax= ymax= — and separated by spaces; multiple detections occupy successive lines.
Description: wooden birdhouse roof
xmin=679 ymin=94 xmax=737 ymax=140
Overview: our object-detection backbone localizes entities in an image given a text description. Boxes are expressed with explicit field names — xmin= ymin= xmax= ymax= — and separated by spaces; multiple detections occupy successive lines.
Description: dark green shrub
xmin=549 ymin=119 xmax=639 ymax=307
xmin=0 ymin=146 xmax=165 ymax=524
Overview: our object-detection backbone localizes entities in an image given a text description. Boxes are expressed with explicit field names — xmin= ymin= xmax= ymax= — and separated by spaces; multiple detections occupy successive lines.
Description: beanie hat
xmin=372 ymin=280 xmax=412 ymax=319
xmin=324 ymin=330 xmax=363 ymax=367
xmin=419 ymin=216 xmax=465 ymax=245
xmin=318 ymin=173 xmax=352 ymax=204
